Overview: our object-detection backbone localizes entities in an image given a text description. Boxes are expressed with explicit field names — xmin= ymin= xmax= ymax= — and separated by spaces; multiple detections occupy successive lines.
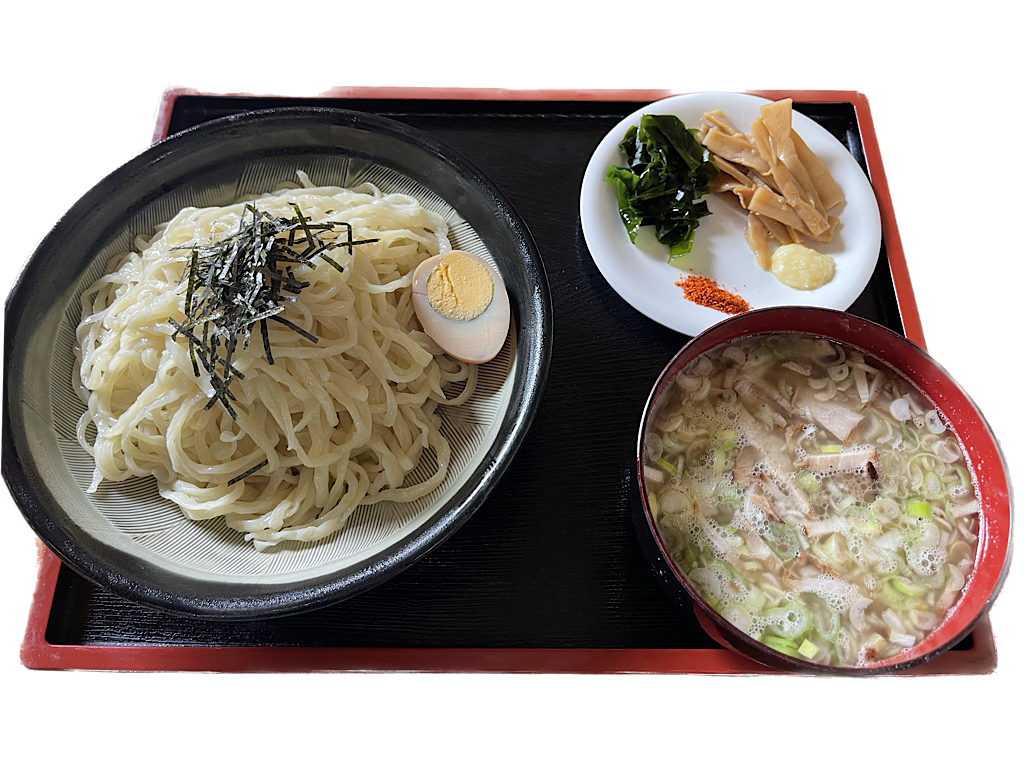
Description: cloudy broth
xmin=643 ymin=334 xmax=979 ymax=666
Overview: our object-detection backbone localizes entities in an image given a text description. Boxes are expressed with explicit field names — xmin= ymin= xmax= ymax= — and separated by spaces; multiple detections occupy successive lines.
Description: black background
xmin=9 ymin=87 xmax=1015 ymax=684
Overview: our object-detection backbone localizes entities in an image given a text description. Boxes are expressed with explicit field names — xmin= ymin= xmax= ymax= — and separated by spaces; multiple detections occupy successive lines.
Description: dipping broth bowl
xmin=634 ymin=307 xmax=1012 ymax=674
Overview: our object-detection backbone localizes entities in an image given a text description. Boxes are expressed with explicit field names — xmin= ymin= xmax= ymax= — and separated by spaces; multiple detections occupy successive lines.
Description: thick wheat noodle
xmin=74 ymin=179 xmax=476 ymax=550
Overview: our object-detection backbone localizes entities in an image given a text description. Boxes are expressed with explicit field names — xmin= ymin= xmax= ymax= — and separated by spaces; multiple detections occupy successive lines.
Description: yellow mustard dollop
xmin=770 ymin=244 xmax=836 ymax=290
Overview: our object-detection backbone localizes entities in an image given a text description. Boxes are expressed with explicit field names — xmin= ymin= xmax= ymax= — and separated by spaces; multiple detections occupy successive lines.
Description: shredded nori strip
xmin=260 ymin=318 xmax=274 ymax=366
xmin=268 ymin=314 xmax=319 ymax=343
xmin=169 ymin=203 xmax=378 ymax=423
xmin=227 ymin=459 xmax=269 ymax=486
xmin=166 ymin=202 xmax=381 ymax=485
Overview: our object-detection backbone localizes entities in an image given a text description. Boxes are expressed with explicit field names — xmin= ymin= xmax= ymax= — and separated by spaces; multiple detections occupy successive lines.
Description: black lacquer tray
xmin=20 ymin=88 xmax=995 ymax=673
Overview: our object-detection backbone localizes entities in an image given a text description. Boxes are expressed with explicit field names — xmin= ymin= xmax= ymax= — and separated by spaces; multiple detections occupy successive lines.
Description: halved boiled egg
xmin=412 ymin=250 xmax=510 ymax=364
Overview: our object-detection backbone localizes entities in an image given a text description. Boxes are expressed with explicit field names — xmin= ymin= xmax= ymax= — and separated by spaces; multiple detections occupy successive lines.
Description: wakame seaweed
xmin=605 ymin=114 xmax=718 ymax=264
xmin=169 ymin=204 xmax=377 ymax=420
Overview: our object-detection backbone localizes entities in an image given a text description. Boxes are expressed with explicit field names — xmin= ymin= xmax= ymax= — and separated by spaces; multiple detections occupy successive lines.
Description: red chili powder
xmin=676 ymin=275 xmax=750 ymax=314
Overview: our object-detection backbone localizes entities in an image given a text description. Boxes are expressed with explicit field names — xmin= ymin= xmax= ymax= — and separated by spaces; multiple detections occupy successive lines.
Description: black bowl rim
xmin=3 ymin=106 xmax=553 ymax=620
xmin=634 ymin=305 xmax=1014 ymax=675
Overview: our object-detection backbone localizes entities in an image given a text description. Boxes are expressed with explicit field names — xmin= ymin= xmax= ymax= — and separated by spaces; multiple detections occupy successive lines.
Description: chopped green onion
xmin=655 ymin=457 xmax=679 ymax=477
xmin=712 ymin=448 xmax=726 ymax=476
xmin=798 ymin=639 xmax=820 ymax=659
xmin=719 ymin=429 xmax=737 ymax=451
xmin=871 ymin=497 xmax=900 ymax=522
xmin=762 ymin=583 xmax=787 ymax=604
xmin=762 ymin=635 xmax=800 ymax=657
xmin=892 ymin=576 xmax=926 ymax=598
xmin=955 ymin=465 xmax=974 ymax=492
xmin=907 ymin=500 xmax=932 ymax=518
xmin=766 ymin=602 xmax=810 ymax=638
xmin=881 ymin=579 xmax=905 ymax=608
xmin=795 ymin=469 xmax=820 ymax=493
xmin=853 ymin=514 xmax=880 ymax=533
xmin=743 ymin=586 xmax=767 ymax=612
xmin=820 ymin=445 xmax=844 ymax=454
xmin=764 ymin=524 xmax=800 ymax=561
xmin=721 ymin=605 xmax=752 ymax=634
xmin=813 ymin=535 xmax=844 ymax=568
xmin=718 ymin=482 xmax=743 ymax=505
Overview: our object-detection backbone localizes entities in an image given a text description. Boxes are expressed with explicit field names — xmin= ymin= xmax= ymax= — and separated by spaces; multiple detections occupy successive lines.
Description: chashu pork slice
xmin=792 ymin=387 xmax=865 ymax=442
xmin=800 ymin=447 xmax=878 ymax=474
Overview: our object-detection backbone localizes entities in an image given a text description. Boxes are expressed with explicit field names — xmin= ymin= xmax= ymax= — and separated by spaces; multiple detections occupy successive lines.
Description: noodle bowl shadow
xmin=634 ymin=307 xmax=1012 ymax=674
xmin=3 ymin=107 xmax=552 ymax=620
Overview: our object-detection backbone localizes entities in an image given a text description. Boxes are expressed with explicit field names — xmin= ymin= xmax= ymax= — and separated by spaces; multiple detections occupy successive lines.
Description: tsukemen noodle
xmin=75 ymin=176 xmax=476 ymax=550
xmin=642 ymin=334 xmax=979 ymax=666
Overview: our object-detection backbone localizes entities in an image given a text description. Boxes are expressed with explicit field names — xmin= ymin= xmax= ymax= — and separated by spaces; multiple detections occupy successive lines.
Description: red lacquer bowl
xmin=635 ymin=307 xmax=1013 ymax=674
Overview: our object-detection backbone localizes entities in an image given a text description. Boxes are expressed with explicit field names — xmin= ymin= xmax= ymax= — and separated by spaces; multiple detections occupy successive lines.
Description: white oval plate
xmin=580 ymin=92 xmax=882 ymax=337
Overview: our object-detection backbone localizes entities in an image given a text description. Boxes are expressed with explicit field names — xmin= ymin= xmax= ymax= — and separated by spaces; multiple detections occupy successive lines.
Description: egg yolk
xmin=426 ymin=251 xmax=494 ymax=321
